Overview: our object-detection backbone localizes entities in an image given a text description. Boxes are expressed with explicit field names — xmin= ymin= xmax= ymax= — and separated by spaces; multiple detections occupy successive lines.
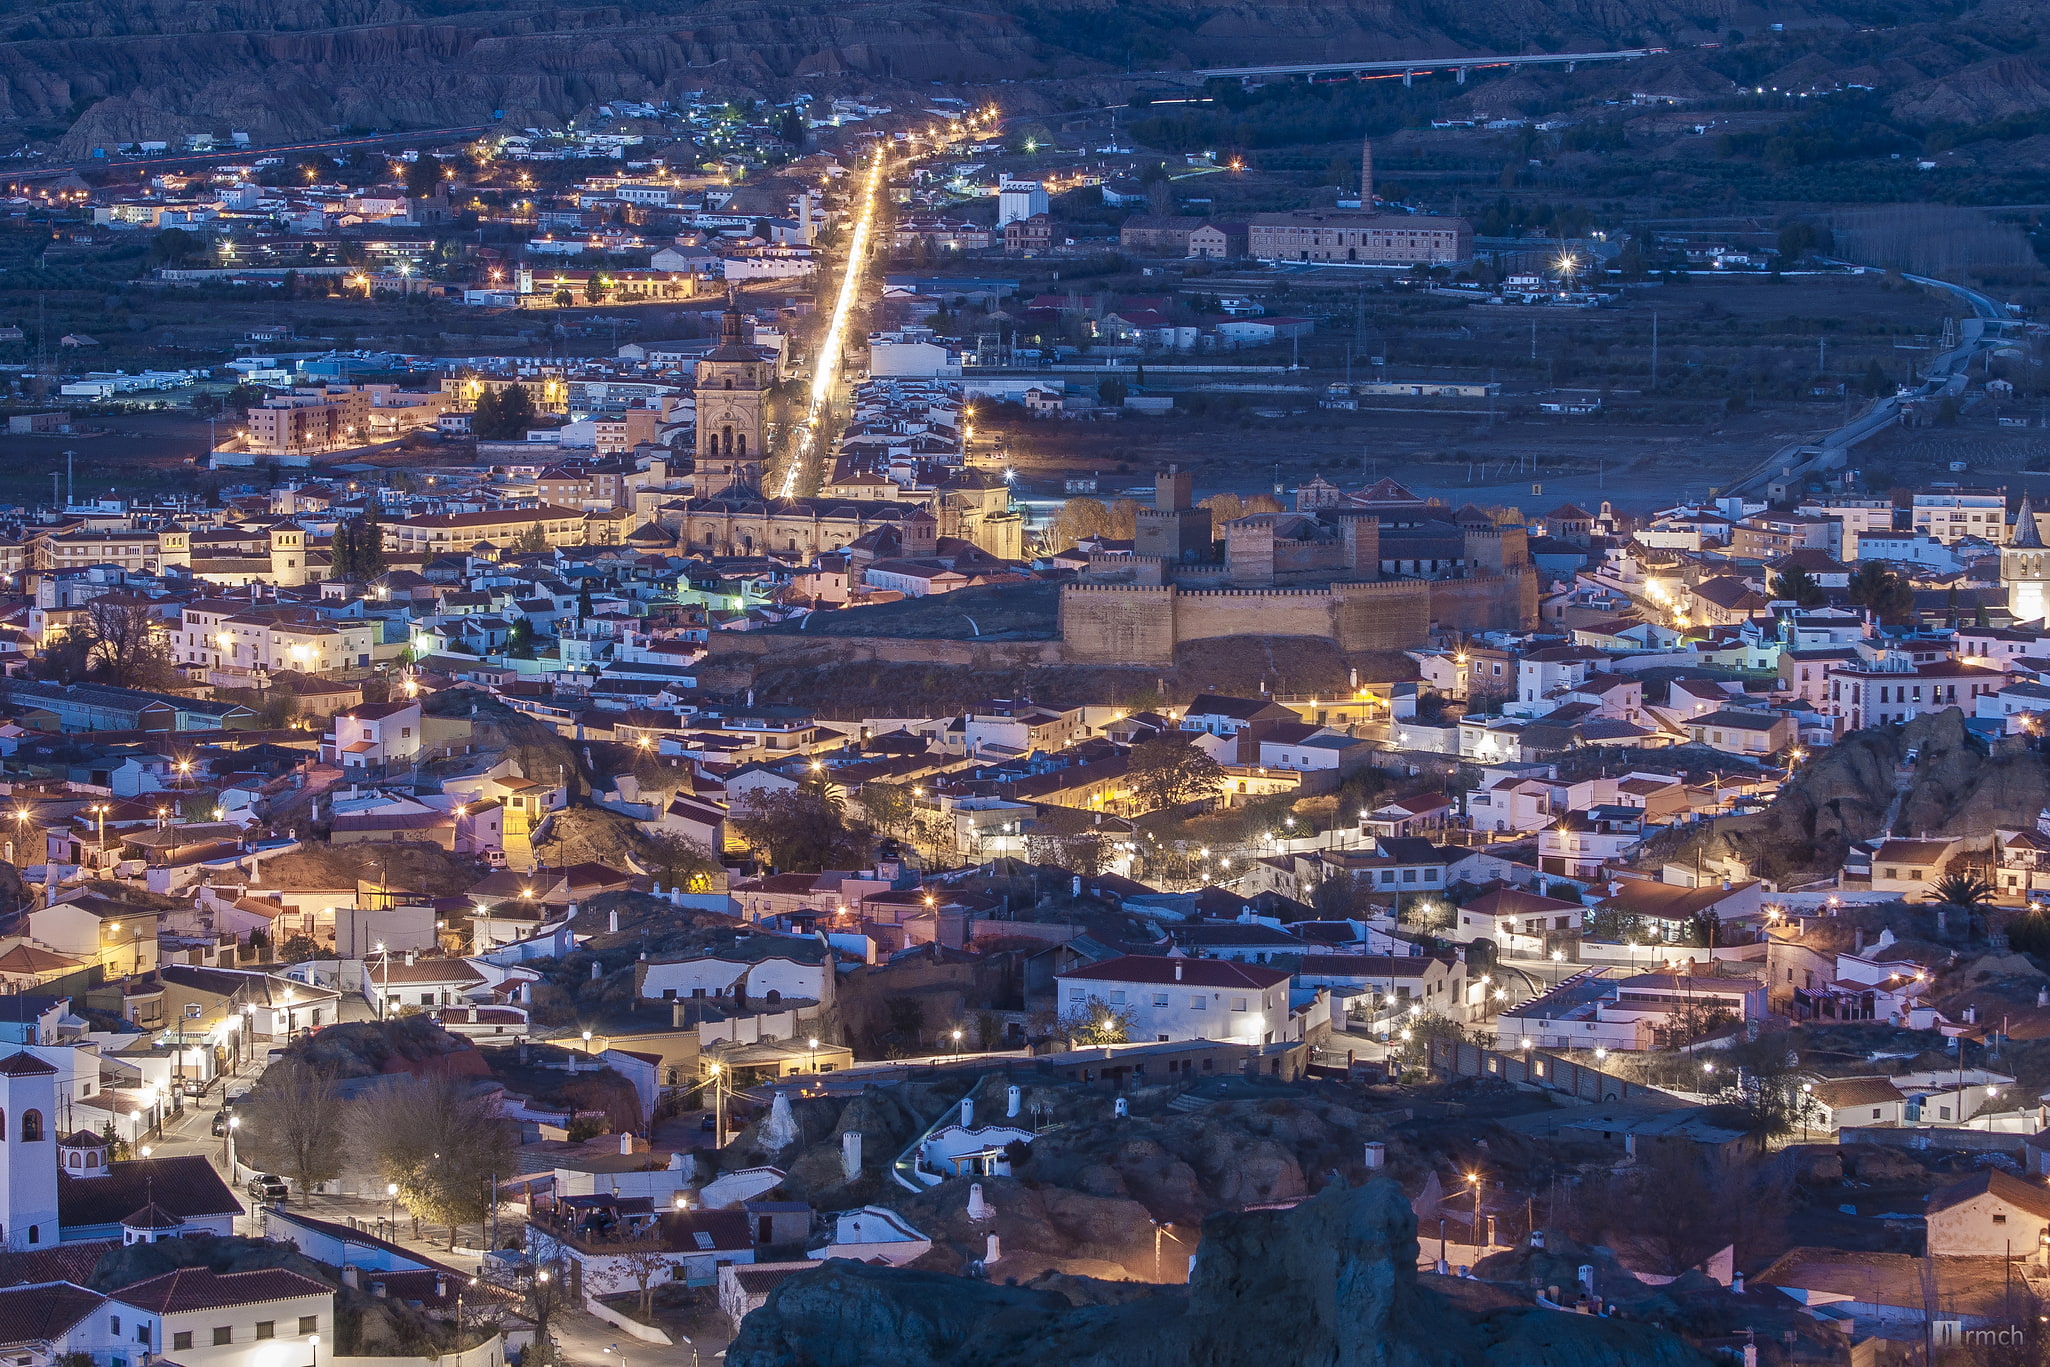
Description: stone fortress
xmin=1059 ymin=471 xmax=1537 ymax=664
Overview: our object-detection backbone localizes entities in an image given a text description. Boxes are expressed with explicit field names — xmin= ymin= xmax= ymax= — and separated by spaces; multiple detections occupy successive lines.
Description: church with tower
xmin=695 ymin=294 xmax=772 ymax=495
xmin=2005 ymin=493 xmax=2050 ymax=625
xmin=0 ymin=1050 xmax=239 ymax=1250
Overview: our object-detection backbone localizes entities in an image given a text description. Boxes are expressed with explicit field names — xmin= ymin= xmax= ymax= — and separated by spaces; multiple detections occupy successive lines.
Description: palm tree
xmin=798 ymin=766 xmax=845 ymax=817
xmin=1926 ymin=872 xmax=1997 ymax=911
xmin=1926 ymin=872 xmax=1999 ymax=941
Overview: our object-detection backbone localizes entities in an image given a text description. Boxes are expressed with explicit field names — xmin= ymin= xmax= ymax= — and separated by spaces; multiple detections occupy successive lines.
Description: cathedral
xmin=695 ymin=294 xmax=772 ymax=495
xmin=652 ymin=295 xmax=1023 ymax=562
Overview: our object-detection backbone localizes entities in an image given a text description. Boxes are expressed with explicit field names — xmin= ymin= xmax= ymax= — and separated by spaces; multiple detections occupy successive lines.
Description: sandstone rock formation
xmin=1657 ymin=708 xmax=2050 ymax=884
xmin=727 ymin=1177 xmax=1714 ymax=1367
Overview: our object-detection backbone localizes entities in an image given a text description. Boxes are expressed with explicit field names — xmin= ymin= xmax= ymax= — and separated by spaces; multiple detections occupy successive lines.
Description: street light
xmin=386 ymin=1181 xmax=400 ymax=1235
xmin=950 ymin=1028 xmax=963 ymax=1059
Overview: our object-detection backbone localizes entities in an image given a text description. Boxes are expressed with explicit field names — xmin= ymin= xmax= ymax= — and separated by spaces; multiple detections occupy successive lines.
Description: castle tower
xmin=0 ymin=1052 xmax=60 ymax=1250
xmin=695 ymin=293 xmax=770 ymax=496
xmin=1361 ymin=138 xmax=1374 ymax=207
xmin=269 ymin=524 xmax=307 ymax=588
xmin=2005 ymin=492 xmax=2050 ymax=625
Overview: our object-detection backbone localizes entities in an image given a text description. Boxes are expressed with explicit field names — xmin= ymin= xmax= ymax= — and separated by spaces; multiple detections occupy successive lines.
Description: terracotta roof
xmin=1807 ymin=1076 xmax=1905 ymax=1110
xmin=112 ymin=1266 xmax=331 ymax=1314
xmin=0 ymin=1281 xmax=105 ymax=1344
xmin=1927 ymin=1169 xmax=2050 ymax=1223
xmin=57 ymin=1155 xmax=241 ymax=1229
xmin=0 ymin=1052 xmax=56 ymax=1077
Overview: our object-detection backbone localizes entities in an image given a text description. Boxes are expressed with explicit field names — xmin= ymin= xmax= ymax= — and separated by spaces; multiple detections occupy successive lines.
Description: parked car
xmin=210 ymin=1108 xmax=231 ymax=1137
xmin=247 ymin=1173 xmax=288 ymax=1203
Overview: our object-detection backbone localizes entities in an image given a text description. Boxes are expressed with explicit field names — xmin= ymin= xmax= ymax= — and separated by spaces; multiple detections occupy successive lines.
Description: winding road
xmin=1723 ymin=272 xmax=2014 ymax=498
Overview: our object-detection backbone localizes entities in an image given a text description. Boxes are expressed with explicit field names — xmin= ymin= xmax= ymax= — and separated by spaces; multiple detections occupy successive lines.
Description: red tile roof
xmin=0 ymin=1281 xmax=105 ymax=1343
xmin=112 ymin=1267 xmax=332 ymax=1314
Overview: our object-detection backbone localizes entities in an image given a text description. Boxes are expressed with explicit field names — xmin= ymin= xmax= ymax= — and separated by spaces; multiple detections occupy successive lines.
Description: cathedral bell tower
xmin=2005 ymin=493 xmax=2050 ymax=626
xmin=694 ymin=293 xmax=771 ymax=496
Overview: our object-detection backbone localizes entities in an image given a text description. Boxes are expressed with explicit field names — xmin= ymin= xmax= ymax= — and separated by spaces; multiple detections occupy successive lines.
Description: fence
xmin=1427 ymin=1037 xmax=1679 ymax=1106
xmin=1838 ymin=1125 xmax=2029 ymax=1156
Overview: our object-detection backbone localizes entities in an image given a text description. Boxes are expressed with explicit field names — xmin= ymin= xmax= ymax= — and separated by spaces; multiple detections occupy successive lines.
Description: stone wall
xmin=1060 ymin=568 xmax=1536 ymax=665
xmin=1056 ymin=584 xmax=1179 ymax=665
xmin=1177 ymin=586 xmax=1349 ymax=648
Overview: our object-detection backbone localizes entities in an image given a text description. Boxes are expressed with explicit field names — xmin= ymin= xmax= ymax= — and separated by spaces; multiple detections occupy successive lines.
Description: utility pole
xmin=1650 ymin=311 xmax=1659 ymax=391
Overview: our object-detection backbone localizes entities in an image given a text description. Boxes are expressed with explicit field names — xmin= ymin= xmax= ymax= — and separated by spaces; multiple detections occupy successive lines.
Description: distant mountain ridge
xmin=0 ymin=0 xmax=2029 ymax=153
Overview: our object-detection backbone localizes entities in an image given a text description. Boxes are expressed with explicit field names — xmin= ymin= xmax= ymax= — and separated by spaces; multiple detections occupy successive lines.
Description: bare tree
xmin=85 ymin=598 xmax=178 ymax=688
xmin=618 ymin=1227 xmax=674 ymax=1317
xmin=352 ymin=1074 xmax=517 ymax=1247
xmin=247 ymin=1060 xmax=346 ymax=1195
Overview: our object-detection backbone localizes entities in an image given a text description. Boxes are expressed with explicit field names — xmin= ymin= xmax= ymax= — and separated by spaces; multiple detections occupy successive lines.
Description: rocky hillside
xmin=1653 ymin=708 xmax=2050 ymax=886
xmin=727 ymin=1178 xmax=1714 ymax=1367
xmin=2 ymin=0 xmax=2037 ymax=151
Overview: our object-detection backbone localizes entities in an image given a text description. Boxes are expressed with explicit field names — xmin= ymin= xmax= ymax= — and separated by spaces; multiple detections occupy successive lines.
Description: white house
xmin=1925 ymin=1170 xmax=2050 ymax=1257
xmin=808 ymin=1207 xmax=930 ymax=1265
xmin=1055 ymin=955 xmax=1291 ymax=1046
xmin=320 ymin=700 xmax=423 ymax=769
xmin=108 ymin=1266 xmax=333 ymax=1367
xmin=1803 ymin=1076 xmax=1907 ymax=1133
xmin=634 ymin=942 xmax=834 ymax=1009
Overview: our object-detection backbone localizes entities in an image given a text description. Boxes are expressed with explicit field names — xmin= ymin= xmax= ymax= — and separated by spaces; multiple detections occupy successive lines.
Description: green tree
xmin=1927 ymin=872 xmax=1997 ymax=912
xmin=731 ymin=789 xmax=866 ymax=872
xmin=1057 ymin=995 xmax=1136 ymax=1047
xmin=583 ymin=274 xmax=606 ymax=305
xmin=513 ymin=522 xmax=549 ymax=554
xmin=1128 ymin=732 xmax=1224 ymax=811
xmin=1846 ymin=561 xmax=1915 ymax=625
xmin=473 ymin=385 xmax=537 ymax=440
xmin=1769 ymin=564 xmax=1825 ymax=606
xmin=404 ymin=155 xmax=445 ymax=200
xmin=1098 ymin=377 xmax=1129 ymax=405
xmin=637 ymin=831 xmax=719 ymax=890
xmin=552 ymin=288 xmax=575 ymax=308
xmin=1585 ymin=906 xmax=1645 ymax=942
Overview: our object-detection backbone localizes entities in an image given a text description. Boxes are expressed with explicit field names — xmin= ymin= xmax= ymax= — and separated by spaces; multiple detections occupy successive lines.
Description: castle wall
xmin=1329 ymin=580 xmax=1434 ymax=651
xmin=1059 ymin=566 xmax=1533 ymax=664
xmin=1059 ymin=584 xmax=1179 ymax=664
xmin=1428 ymin=568 xmax=1537 ymax=634
xmin=1176 ymin=587 xmax=1343 ymax=648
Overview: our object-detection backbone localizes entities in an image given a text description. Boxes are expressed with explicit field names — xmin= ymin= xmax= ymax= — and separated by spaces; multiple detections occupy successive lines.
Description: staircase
xmin=1168 ymin=1093 xmax=1214 ymax=1115
xmin=1879 ymin=760 xmax=1916 ymax=836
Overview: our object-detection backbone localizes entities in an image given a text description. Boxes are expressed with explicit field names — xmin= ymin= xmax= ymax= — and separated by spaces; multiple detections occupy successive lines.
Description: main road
xmin=1722 ymin=272 xmax=2014 ymax=498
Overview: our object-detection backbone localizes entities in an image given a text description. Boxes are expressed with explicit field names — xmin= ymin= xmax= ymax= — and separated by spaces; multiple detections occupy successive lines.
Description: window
xmin=1190 ymin=996 xmax=1205 ymax=1010
xmin=256 ymin=1323 xmax=275 ymax=1340
xmin=1151 ymin=993 xmax=1168 ymax=1007
xmin=111 ymin=1318 xmax=122 ymax=1336
xmin=136 ymin=1327 xmax=149 ymax=1346
xmin=174 ymin=1334 xmax=192 ymax=1352
xmin=1230 ymin=996 xmax=1248 ymax=1012
xmin=19 ymin=1110 xmax=41 ymax=1143
xmin=299 ymin=1318 xmax=318 ymax=1335
xmin=1994 ymin=1214 xmax=2008 ymax=1226
xmin=1068 ymin=989 xmax=1084 ymax=1003
xmin=214 ymin=1328 xmax=232 ymax=1346
xmin=1107 ymin=990 xmax=1125 ymax=1005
